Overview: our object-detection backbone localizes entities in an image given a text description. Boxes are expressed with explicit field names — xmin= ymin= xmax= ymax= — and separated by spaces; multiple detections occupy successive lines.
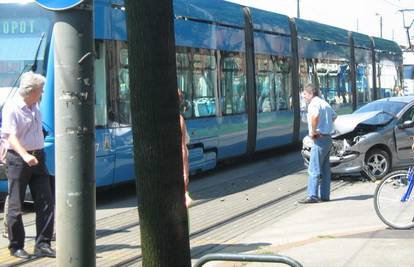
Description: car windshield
xmin=354 ymin=101 xmax=406 ymax=116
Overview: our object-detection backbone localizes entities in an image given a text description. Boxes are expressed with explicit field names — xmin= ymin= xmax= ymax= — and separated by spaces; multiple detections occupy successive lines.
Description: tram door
xmin=104 ymin=41 xmax=135 ymax=184
xmin=95 ymin=44 xmax=116 ymax=186
xmin=255 ymin=56 xmax=294 ymax=151
xmin=113 ymin=60 xmax=135 ymax=184
xmin=114 ymin=126 xmax=135 ymax=184
xmin=217 ymin=54 xmax=248 ymax=158
xmin=95 ymin=129 xmax=116 ymax=187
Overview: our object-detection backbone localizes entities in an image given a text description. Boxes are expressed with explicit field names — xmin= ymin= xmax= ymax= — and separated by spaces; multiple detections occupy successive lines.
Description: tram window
xmin=356 ymin=63 xmax=372 ymax=106
xmin=256 ymin=55 xmax=292 ymax=112
xmin=314 ymin=60 xmax=351 ymax=112
xmin=377 ymin=59 xmax=400 ymax=98
xmin=106 ymin=41 xmax=131 ymax=125
xmin=256 ymin=56 xmax=273 ymax=112
xmin=299 ymin=59 xmax=317 ymax=90
xmin=176 ymin=48 xmax=217 ymax=119
xmin=176 ymin=52 xmax=192 ymax=118
xmin=220 ymin=53 xmax=246 ymax=115
xmin=404 ymin=65 xmax=414 ymax=79
xmin=95 ymin=41 xmax=107 ymax=127
xmin=118 ymin=48 xmax=130 ymax=124
xmin=274 ymin=57 xmax=292 ymax=111
xmin=298 ymin=59 xmax=317 ymax=113
xmin=192 ymin=53 xmax=216 ymax=117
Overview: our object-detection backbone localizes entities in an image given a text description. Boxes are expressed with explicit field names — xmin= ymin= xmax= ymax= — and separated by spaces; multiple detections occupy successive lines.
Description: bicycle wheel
xmin=374 ymin=170 xmax=414 ymax=229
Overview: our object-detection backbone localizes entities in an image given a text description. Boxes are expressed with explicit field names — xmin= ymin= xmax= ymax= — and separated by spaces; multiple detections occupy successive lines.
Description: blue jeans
xmin=307 ymin=135 xmax=332 ymax=200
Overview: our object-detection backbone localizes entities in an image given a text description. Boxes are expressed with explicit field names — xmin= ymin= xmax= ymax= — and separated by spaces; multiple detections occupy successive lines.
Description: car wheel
xmin=364 ymin=148 xmax=391 ymax=180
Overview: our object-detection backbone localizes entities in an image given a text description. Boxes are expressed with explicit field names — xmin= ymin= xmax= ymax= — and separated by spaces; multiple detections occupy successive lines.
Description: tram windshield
xmin=0 ymin=5 xmax=51 ymax=105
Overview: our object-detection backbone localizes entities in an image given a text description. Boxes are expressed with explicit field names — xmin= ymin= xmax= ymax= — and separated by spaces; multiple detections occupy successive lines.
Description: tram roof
xmin=295 ymin=18 xmax=350 ymax=46
xmin=174 ymin=0 xmax=245 ymax=28
xmin=249 ymin=8 xmax=291 ymax=36
xmin=372 ymin=37 xmax=402 ymax=55
xmin=351 ymin=32 xmax=372 ymax=49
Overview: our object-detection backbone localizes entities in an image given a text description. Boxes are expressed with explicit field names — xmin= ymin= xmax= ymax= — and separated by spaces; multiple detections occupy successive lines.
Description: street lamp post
xmin=399 ymin=9 xmax=414 ymax=49
xmin=356 ymin=18 xmax=359 ymax=32
xmin=297 ymin=0 xmax=300 ymax=18
xmin=376 ymin=13 xmax=383 ymax=38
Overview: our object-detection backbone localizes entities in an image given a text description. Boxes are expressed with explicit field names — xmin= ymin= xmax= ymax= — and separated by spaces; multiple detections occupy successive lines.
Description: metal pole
xmin=380 ymin=16 xmax=383 ymax=38
xmin=356 ymin=18 xmax=359 ymax=32
xmin=297 ymin=0 xmax=300 ymax=18
xmin=399 ymin=9 xmax=414 ymax=49
xmin=54 ymin=1 xmax=96 ymax=266
xmin=193 ymin=253 xmax=303 ymax=267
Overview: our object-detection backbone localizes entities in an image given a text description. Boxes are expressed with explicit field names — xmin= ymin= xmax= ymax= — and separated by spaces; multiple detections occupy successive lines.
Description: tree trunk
xmin=125 ymin=1 xmax=191 ymax=266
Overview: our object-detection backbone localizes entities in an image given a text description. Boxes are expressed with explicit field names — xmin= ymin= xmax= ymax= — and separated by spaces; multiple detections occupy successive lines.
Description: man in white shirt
xmin=2 ymin=72 xmax=55 ymax=258
xmin=299 ymin=83 xmax=337 ymax=204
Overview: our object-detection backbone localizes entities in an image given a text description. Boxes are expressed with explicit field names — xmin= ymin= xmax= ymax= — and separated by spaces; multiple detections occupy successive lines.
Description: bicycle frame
xmin=401 ymin=167 xmax=414 ymax=202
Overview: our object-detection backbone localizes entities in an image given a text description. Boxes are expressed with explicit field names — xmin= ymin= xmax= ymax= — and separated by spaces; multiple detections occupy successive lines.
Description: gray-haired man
xmin=2 ymin=71 xmax=55 ymax=259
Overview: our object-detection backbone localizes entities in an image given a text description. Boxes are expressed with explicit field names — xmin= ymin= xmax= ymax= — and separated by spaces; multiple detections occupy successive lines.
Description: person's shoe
xmin=10 ymin=248 xmax=30 ymax=259
xmin=34 ymin=244 xmax=56 ymax=258
xmin=298 ymin=196 xmax=319 ymax=204
xmin=320 ymin=198 xmax=330 ymax=202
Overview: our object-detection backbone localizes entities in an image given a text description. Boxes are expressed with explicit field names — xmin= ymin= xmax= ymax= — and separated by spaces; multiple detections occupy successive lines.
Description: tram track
xmin=110 ymin=180 xmax=349 ymax=267
xmin=11 ymin=181 xmax=311 ymax=266
xmin=11 ymin=178 xmax=348 ymax=266
xmin=111 ymin=186 xmax=309 ymax=267
xmin=7 ymin=152 xmax=350 ymax=266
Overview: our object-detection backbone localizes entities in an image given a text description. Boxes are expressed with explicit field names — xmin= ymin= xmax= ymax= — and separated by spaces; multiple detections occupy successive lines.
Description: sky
xmin=227 ymin=0 xmax=414 ymax=48
xmin=1 ymin=0 xmax=412 ymax=47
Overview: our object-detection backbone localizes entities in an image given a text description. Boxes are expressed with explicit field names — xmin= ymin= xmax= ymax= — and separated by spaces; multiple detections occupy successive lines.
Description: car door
xmin=395 ymin=105 xmax=414 ymax=162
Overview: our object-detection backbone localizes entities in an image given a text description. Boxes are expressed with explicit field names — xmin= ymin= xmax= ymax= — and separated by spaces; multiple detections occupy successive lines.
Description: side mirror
xmin=398 ymin=120 xmax=414 ymax=129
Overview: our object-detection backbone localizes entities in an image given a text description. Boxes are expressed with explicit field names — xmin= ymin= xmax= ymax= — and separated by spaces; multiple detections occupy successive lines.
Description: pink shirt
xmin=1 ymin=96 xmax=44 ymax=151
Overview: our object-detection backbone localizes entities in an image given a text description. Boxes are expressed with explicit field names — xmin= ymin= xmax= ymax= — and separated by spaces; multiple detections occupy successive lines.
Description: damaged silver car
xmin=302 ymin=96 xmax=414 ymax=180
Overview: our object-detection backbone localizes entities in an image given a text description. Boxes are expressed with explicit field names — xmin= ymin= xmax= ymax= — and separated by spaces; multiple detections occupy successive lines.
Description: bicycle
xmin=373 ymin=167 xmax=414 ymax=229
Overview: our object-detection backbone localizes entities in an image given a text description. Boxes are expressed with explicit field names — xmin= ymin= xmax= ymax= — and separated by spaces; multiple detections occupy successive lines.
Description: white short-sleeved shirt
xmin=307 ymin=96 xmax=337 ymax=136
xmin=1 ymin=96 xmax=44 ymax=151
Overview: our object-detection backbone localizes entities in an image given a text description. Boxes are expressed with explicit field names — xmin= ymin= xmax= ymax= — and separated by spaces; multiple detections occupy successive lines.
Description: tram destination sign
xmin=35 ymin=0 xmax=84 ymax=11
xmin=1 ymin=18 xmax=49 ymax=35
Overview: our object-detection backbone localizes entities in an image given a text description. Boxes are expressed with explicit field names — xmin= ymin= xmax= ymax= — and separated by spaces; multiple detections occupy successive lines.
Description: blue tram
xmin=0 ymin=0 xmax=403 ymax=196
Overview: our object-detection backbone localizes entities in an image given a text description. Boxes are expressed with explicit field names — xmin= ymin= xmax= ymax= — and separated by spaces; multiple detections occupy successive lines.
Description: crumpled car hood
xmin=333 ymin=111 xmax=391 ymax=136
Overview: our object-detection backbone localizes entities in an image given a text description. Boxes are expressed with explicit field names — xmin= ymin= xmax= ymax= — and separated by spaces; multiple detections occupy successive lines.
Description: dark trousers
xmin=6 ymin=150 xmax=54 ymax=250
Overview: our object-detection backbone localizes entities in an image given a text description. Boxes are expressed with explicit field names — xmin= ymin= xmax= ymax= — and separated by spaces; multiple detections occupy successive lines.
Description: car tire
xmin=363 ymin=148 xmax=391 ymax=180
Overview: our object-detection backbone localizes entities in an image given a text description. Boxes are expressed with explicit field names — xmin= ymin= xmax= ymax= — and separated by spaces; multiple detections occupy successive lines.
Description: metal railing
xmin=193 ymin=253 xmax=303 ymax=267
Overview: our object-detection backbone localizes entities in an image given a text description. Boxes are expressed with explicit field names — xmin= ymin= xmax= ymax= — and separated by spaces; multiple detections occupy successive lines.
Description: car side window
xmin=400 ymin=106 xmax=414 ymax=123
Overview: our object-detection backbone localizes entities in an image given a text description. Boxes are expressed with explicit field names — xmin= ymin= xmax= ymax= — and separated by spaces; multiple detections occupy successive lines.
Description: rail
xmin=193 ymin=253 xmax=303 ymax=267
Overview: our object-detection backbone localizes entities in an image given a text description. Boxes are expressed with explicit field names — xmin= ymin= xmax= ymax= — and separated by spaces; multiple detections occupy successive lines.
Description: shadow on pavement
xmin=190 ymin=146 xmax=306 ymax=201
xmin=343 ymin=228 xmax=414 ymax=239
xmin=96 ymin=244 xmax=140 ymax=254
xmin=191 ymin=242 xmax=271 ymax=257
xmin=330 ymin=194 xmax=373 ymax=202
xmin=96 ymin=228 xmax=130 ymax=236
